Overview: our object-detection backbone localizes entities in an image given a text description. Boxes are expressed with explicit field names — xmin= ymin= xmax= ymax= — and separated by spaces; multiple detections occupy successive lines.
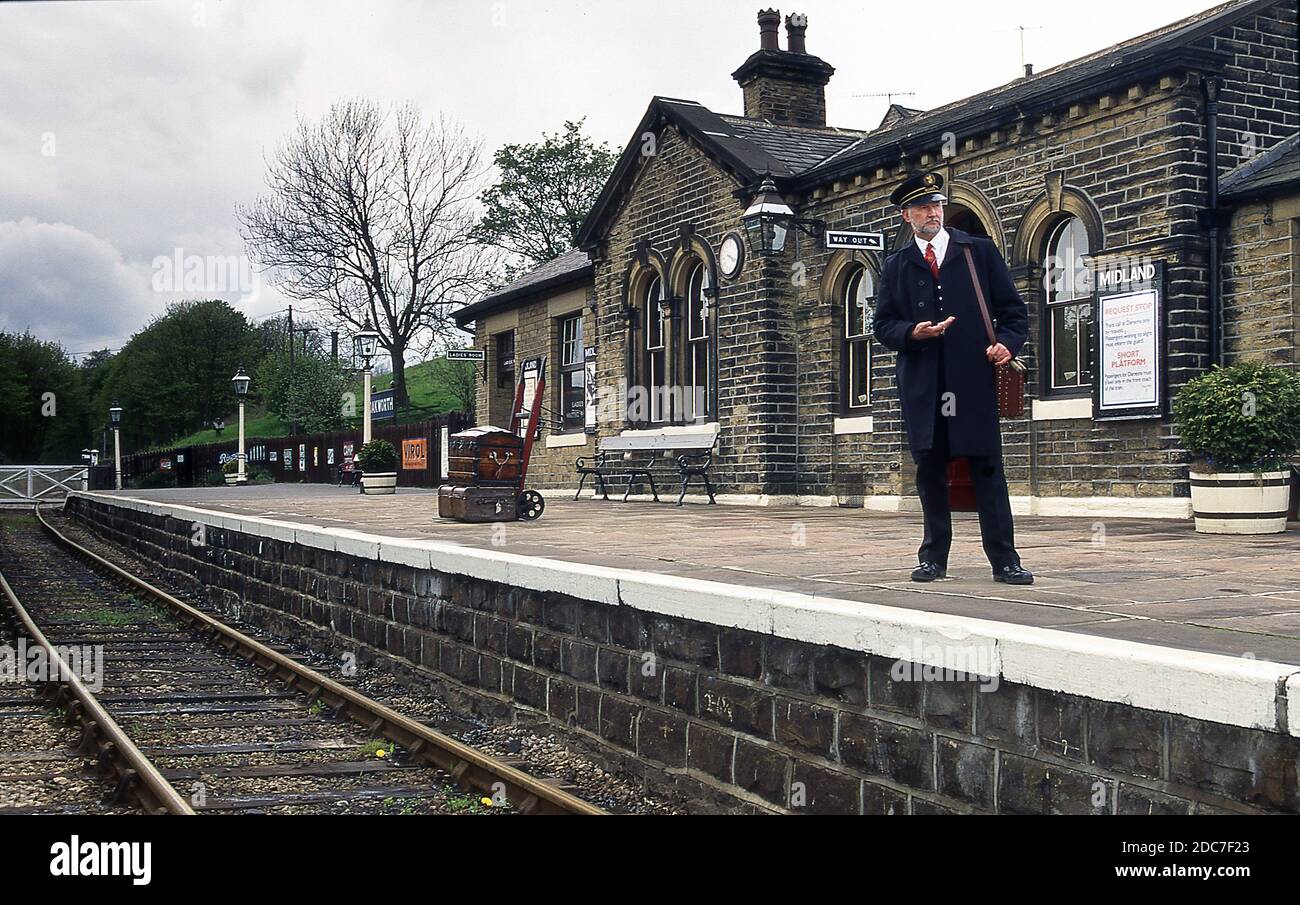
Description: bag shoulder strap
xmin=962 ymin=245 xmax=997 ymax=346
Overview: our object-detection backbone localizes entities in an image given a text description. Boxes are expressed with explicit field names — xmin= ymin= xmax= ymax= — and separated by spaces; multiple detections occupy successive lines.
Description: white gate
xmin=0 ymin=466 xmax=89 ymax=504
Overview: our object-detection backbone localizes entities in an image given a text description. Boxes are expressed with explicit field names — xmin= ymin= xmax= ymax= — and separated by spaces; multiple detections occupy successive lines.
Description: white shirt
xmin=914 ymin=227 xmax=949 ymax=269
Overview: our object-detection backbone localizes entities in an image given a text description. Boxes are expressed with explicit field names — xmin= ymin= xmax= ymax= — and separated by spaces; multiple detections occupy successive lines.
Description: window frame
xmin=1042 ymin=216 xmax=1093 ymax=398
xmin=840 ymin=264 xmax=875 ymax=413
xmin=684 ymin=261 xmax=711 ymax=423
xmin=557 ymin=312 xmax=585 ymax=432
xmin=643 ymin=275 xmax=667 ymax=425
xmin=494 ymin=330 xmax=515 ymax=390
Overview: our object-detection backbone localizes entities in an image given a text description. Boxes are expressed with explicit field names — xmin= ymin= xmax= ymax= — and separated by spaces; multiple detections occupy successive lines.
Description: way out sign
xmin=825 ymin=230 xmax=884 ymax=251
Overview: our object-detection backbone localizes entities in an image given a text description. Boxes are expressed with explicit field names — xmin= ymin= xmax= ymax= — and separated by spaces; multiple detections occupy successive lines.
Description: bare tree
xmin=239 ymin=100 xmax=498 ymax=407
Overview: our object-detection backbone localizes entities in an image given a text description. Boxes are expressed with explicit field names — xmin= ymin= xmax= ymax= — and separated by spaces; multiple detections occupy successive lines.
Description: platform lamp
xmin=741 ymin=175 xmax=824 ymax=257
xmin=353 ymin=318 xmax=381 ymax=445
xmin=231 ymin=366 xmax=251 ymax=484
xmin=109 ymin=401 xmax=123 ymax=490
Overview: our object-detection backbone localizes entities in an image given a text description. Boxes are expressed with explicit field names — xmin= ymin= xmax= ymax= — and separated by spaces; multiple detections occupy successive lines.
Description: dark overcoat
xmin=871 ymin=227 xmax=1028 ymax=463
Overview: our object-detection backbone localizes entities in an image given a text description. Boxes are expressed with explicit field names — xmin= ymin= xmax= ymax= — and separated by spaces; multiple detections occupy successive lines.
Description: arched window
xmin=841 ymin=266 xmax=874 ymax=411
xmin=1044 ymin=217 xmax=1092 ymax=394
xmin=684 ymin=262 xmax=711 ymax=422
xmin=644 ymin=275 xmax=667 ymax=424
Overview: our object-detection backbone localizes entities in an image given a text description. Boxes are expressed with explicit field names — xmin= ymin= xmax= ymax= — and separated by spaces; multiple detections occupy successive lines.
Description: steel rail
xmin=36 ymin=507 xmax=606 ymax=816
xmin=0 ymin=567 xmax=195 ymax=815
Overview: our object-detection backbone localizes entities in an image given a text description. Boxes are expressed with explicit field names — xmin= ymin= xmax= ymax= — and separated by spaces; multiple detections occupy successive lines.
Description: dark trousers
xmin=914 ymin=351 xmax=1019 ymax=570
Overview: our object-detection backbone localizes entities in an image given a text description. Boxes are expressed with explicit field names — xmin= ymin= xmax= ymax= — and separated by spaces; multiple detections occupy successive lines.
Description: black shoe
xmin=993 ymin=564 xmax=1034 ymax=585
xmin=911 ymin=562 xmax=946 ymax=582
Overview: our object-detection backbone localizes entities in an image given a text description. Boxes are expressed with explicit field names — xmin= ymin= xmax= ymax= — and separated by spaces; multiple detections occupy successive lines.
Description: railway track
xmin=0 ymin=508 xmax=605 ymax=815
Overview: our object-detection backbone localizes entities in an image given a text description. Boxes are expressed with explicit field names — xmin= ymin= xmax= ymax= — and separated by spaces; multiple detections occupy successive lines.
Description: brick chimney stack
xmin=732 ymin=9 xmax=835 ymax=128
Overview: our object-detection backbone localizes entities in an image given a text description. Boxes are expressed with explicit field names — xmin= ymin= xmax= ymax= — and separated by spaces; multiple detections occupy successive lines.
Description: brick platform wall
xmin=67 ymin=496 xmax=1300 ymax=815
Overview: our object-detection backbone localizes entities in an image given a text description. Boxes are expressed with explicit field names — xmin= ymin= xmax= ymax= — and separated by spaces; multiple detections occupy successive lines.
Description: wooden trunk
xmin=438 ymin=485 xmax=519 ymax=522
xmin=447 ymin=426 xmax=523 ymax=487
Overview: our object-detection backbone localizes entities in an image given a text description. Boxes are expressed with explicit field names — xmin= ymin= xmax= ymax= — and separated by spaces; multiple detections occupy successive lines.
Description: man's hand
xmin=986 ymin=342 xmax=1011 ymax=366
xmin=911 ymin=316 xmax=955 ymax=341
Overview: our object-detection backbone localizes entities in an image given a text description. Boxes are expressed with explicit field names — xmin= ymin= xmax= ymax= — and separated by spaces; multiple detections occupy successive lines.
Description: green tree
xmin=256 ymin=346 xmax=350 ymax=434
xmin=0 ymin=332 xmax=86 ymax=464
xmin=102 ymin=299 xmax=257 ymax=449
xmin=474 ymin=118 xmax=615 ymax=284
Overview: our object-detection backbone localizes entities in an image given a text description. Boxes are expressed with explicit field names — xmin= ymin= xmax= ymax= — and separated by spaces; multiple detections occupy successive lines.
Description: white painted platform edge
xmin=69 ymin=491 xmax=1297 ymax=733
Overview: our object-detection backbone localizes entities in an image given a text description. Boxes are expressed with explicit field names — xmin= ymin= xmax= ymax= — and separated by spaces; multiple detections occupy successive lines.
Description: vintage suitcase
xmin=438 ymin=484 xmax=519 ymax=522
xmin=447 ymin=426 xmax=523 ymax=486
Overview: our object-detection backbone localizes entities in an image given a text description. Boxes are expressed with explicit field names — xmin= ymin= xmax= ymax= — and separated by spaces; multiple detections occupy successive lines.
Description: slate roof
xmin=716 ymin=115 xmax=866 ymax=175
xmin=794 ymin=0 xmax=1268 ymax=186
xmin=453 ymin=247 xmax=593 ymax=327
xmin=1219 ymin=132 xmax=1300 ymax=201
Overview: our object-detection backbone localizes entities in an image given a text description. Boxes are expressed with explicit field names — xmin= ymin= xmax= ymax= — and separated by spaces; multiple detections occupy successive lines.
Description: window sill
xmin=833 ymin=415 xmax=874 ymax=435
xmin=545 ymin=432 xmax=591 ymax=449
xmin=1031 ymin=397 xmax=1093 ymax=421
xmin=619 ymin=422 xmax=719 ymax=439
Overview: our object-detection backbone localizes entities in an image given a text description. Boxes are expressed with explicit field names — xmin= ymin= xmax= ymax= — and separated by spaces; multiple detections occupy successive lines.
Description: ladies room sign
xmin=1092 ymin=260 xmax=1165 ymax=421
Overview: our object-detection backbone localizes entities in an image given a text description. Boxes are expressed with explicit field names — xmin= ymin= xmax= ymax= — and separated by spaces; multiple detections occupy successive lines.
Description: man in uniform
xmin=872 ymin=171 xmax=1034 ymax=585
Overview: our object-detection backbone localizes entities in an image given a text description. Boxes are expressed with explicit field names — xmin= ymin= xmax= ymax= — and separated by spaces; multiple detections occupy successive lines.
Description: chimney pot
xmin=1024 ymin=63 xmax=1034 ymax=77
xmin=757 ymin=8 xmax=781 ymax=51
xmin=785 ymin=12 xmax=808 ymax=54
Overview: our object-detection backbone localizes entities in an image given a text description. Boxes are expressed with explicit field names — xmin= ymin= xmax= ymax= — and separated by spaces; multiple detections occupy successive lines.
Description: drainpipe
xmin=1202 ymin=76 xmax=1223 ymax=368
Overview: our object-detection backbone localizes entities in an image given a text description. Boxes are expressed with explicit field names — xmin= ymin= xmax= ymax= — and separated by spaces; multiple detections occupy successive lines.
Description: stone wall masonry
xmin=1221 ymin=199 xmax=1299 ymax=368
xmin=65 ymin=493 xmax=1300 ymax=815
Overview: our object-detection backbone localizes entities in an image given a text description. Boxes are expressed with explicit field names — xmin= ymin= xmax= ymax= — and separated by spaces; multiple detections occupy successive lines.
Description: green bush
xmin=130 ymin=470 xmax=178 ymax=490
xmin=355 ymin=439 xmax=397 ymax=472
xmin=220 ymin=458 xmax=241 ymax=475
xmin=1172 ymin=361 xmax=1300 ymax=472
xmin=247 ymin=465 xmax=274 ymax=485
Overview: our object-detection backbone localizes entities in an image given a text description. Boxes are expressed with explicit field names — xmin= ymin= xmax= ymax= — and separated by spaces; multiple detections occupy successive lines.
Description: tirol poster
xmin=1092 ymin=259 xmax=1165 ymax=421
xmin=402 ymin=438 xmax=428 ymax=470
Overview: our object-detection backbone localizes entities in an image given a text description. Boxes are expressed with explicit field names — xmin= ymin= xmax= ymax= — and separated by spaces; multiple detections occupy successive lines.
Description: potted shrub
xmin=221 ymin=457 xmax=246 ymax=486
xmin=356 ymin=439 xmax=398 ymax=495
xmin=1173 ymin=361 xmax=1300 ymax=534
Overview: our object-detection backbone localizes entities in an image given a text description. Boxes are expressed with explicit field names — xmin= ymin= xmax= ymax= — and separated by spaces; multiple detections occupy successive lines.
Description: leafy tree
xmin=256 ymin=346 xmax=350 ymax=434
xmin=428 ymin=355 xmax=477 ymax=418
xmin=101 ymin=299 xmax=257 ymax=450
xmin=474 ymin=118 xmax=616 ymax=283
xmin=0 ymin=332 xmax=85 ymax=464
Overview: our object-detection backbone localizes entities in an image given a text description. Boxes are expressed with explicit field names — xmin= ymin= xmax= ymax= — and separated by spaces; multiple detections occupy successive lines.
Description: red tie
xmin=924 ymin=243 xmax=940 ymax=280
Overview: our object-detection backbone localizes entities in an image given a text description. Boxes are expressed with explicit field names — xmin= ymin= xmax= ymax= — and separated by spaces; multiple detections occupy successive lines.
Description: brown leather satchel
xmin=963 ymin=246 xmax=1026 ymax=418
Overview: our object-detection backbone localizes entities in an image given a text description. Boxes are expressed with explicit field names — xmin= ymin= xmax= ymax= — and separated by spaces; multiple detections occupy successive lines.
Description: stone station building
xmin=454 ymin=0 xmax=1299 ymax=518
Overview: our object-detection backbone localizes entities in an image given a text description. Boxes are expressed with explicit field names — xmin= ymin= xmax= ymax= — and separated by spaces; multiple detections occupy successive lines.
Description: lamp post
xmin=353 ymin=318 xmax=381 ymax=445
xmin=231 ymin=366 xmax=251 ymax=483
xmin=109 ymin=402 xmax=123 ymax=490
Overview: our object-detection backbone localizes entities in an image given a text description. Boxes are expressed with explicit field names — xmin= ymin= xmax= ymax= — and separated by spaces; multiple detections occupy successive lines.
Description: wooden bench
xmin=574 ymin=432 xmax=717 ymax=505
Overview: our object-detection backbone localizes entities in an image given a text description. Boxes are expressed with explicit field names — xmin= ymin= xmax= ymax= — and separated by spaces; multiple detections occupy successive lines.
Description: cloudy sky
xmin=0 ymin=0 xmax=1220 ymax=357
